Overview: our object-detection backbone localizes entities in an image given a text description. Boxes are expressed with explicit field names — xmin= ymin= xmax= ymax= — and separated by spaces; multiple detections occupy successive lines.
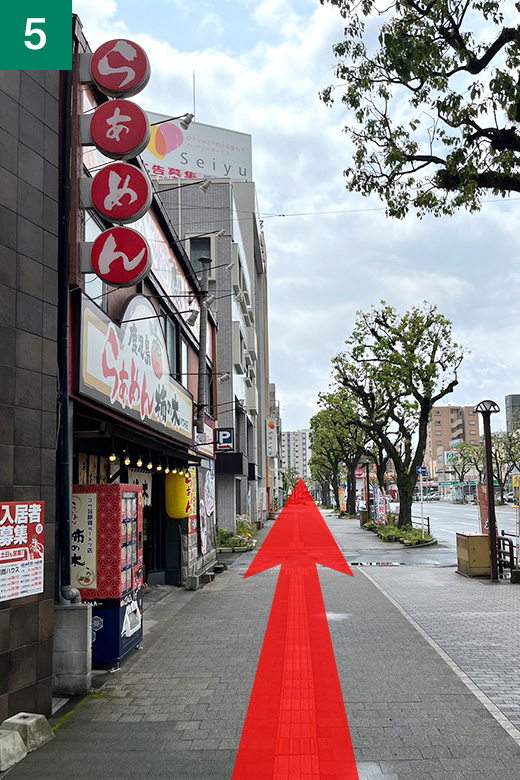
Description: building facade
xmin=281 ymin=429 xmax=312 ymax=481
xmin=505 ymin=395 xmax=520 ymax=433
xmin=0 ymin=68 xmax=60 ymax=719
xmin=425 ymin=404 xmax=480 ymax=485
xmin=155 ymin=174 xmax=271 ymax=533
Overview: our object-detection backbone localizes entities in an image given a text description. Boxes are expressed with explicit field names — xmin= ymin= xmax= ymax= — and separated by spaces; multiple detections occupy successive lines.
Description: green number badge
xmin=0 ymin=2 xmax=71 ymax=70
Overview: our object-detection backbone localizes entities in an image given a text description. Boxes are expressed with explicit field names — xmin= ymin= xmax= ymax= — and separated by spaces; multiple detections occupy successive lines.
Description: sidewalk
xmin=4 ymin=513 xmax=520 ymax=779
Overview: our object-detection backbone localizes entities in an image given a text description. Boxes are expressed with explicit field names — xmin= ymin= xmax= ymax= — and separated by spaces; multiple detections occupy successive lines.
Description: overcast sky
xmin=73 ymin=0 xmax=520 ymax=433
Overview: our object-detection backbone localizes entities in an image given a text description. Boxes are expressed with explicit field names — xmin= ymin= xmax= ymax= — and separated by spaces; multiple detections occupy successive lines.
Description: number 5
xmin=25 ymin=18 xmax=46 ymax=50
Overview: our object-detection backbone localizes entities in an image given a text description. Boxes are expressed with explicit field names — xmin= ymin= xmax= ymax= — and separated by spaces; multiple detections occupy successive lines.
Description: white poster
xmin=71 ymin=492 xmax=98 ymax=589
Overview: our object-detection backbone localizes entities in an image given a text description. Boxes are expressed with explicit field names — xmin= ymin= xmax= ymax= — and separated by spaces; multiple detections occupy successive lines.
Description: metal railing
xmin=498 ymin=530 xmax=517 ymax=573
xmin=411 ymin=514 xmax=431 ymax=535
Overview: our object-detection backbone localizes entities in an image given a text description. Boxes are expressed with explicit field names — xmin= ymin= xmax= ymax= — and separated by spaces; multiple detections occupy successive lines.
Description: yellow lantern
xmin=165 ymin=469 xmax=193 ymax=518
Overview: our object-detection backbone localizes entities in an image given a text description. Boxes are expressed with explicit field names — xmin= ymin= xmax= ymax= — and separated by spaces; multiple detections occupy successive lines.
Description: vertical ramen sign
xmin=81 ymin=40 xmax=153 ymax=288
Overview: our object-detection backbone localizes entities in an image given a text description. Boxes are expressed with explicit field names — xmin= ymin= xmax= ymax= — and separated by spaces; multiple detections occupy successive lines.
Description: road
xmin=419 ymin=500 xmax=518 ymax=550
xmin=330 ymin=502 xmax=520 ymax=567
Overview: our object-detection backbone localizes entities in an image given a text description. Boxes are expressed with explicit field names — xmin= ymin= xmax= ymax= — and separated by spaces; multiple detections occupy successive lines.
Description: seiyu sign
xmin=79 ymin=295 xmax=193 ymax=444
xmin=265 ymin=419 xmax=278 ymax=457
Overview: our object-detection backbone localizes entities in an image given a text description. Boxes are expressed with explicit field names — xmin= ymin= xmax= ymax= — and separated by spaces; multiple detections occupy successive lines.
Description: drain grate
xmin=349 ymin=561 xmax=405 ymax=566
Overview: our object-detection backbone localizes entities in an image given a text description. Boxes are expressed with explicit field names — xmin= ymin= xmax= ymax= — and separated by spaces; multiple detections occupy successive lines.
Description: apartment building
xmin=505 ymin=395 xmax=520 ymax=433
xmin=152 ymin=159 xmax=270 ymax=532
xmin=424 ymin=405 xmax=480 ymax=483
xmin=281 ymin=429 xmax=312 ymax=481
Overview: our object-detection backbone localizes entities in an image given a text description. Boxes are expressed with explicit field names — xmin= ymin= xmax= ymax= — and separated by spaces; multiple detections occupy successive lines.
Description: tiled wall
xmin=0 ymin=70 xmax=59 ymax=720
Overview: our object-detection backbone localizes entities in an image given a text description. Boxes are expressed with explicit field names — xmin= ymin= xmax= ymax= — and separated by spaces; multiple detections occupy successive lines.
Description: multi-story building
xmin=152 ymin=164 xmax=270 ymax=533
xmin=281 ymin=429 xmax=312 ymax=481
xmin=425 ymin=405 xmax=480 ymax=484
xmin=267 ymin=383 xmax=283 ymax=513
xmin=0 ymin=67 xmax=60 ymax=720
xmin=505 ymin=395 xmax=520 ymax=433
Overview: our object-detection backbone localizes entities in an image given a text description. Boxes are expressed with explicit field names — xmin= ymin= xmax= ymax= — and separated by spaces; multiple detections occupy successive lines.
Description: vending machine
xmin=71 ymin=484 xmax=144 ymax=666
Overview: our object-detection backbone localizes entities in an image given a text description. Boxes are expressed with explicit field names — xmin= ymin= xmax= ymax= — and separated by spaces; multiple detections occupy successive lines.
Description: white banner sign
xmin=79 ymin=295 xmax=193 ymax=444
xmin=143 ymin=115 xmax=252 ymax=182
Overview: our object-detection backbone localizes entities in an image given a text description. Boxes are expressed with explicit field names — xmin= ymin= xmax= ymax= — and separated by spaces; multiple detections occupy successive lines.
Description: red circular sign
xmin=91 ymin=227 xmax=151 ymax=287
xmin=91 ymin=162 xmax=152 ymax=224
xmin=90 ymin=39 xmax=151 ymax=98
xmin=90 ymin=100 xmax=151 ymax=160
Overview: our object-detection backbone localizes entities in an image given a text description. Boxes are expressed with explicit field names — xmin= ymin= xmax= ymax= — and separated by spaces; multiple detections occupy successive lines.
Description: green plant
xmin=364 ymin=521 xmax=375 ymax=530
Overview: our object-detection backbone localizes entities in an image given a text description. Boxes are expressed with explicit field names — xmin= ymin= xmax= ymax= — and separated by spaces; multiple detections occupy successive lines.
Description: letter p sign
xmin=216 ymin=429 xmax=234 ymax=452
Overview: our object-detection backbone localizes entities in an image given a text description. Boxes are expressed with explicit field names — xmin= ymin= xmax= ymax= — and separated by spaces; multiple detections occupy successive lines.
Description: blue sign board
xmin=416 ymin=466 xmax=427 ymax=475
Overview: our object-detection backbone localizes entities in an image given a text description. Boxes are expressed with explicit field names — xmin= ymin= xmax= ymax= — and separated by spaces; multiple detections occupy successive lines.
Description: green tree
xmin=309 ymin=408 xmax=344 ymax=510
xmin=451 ymin=441 xmax=477 ymax=501
xmin=281 ymin=466 xmax=300 ymax=494
xmin=321 ymin=0 xmax=520 ymax=217
xmin=491 ymin=431 xmax=520 ymax=503
xmin=317 ymin=389 xmax=371 ymax=515
xmin=333 ymin=301 xmax=464 ymax=526
xmin=467 ymin=440 xmax=486 ymax=483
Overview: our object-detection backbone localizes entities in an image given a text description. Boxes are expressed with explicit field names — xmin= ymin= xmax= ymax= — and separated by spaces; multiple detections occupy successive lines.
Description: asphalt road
xmin=330 ymin=502 xmax=520 ymax=567
xmin=419 ymin=500 xmax=519 ymax=550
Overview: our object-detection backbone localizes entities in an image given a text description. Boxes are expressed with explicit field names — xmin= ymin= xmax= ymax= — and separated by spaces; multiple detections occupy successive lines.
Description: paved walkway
xmin=4 ymin=512 xmax=520 ymax=779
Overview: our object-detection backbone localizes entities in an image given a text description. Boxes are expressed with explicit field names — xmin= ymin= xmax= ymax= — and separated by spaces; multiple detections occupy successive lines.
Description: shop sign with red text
xmin=91 ymin=162 xmax=152 ymax=224
xmin=90 ymin=99 xmax=151 ymax=160
xmin=0 ymin=501 xmax=44 ymax=602
xmin=79 ymin=295 xmax=193 ymax=445
xmin=91 ymin=226 xmax=151 ymax=287
xmin=90 ymin=39 xmax=151 ymax=98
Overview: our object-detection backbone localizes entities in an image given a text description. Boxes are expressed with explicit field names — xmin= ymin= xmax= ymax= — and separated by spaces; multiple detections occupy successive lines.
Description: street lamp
xmin=474 ymin=399 xmax=500 ymax=581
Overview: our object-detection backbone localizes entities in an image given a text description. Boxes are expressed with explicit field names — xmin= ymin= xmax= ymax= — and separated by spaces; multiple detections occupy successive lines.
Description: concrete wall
xmin=0 ymin=70 xmax=60 ymax=719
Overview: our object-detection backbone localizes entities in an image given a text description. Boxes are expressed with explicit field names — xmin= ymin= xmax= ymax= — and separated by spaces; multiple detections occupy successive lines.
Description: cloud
xmin=199 ymin=13 xmax=225 ymax=38
xmin=73 ymin=1 xmax=520 ymax=432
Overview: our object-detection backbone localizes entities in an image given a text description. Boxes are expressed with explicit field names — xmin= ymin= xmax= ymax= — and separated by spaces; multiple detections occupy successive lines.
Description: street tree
xmin=318 ymin=389 xmax=371 ymax=514
xmin=467 ymin=441 xmax=486 ymax=482
xmin=333 ymin=301 xmax=464 ymax=526
xmin=451 ymin=441 xmax=477 ymax=501
xmin=491 ymin=431 xmax=520 ymax=503
xmin=281 ymin=466 xmax=300 ymax=495
xmin=320 ymin=0 xmax=520 ymax=217
xmin=309 ymin=409 xmax=344 ymax=510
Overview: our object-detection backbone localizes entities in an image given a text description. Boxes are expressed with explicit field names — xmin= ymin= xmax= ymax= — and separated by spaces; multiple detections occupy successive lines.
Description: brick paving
xmin=366 ymin=565 xmax=520 ymax=732
xmin=5 ymin=514 xmax=520 ymax=779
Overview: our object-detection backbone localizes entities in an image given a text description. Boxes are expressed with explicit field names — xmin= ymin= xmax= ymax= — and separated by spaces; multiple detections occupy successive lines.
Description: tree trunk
xmin=398 ymin=486 xmax=414 ymax=528
xmin=322 ymin=482 xmax=331 ymax=508
xmin=332 ymin=474 xmax=340 ymax=512
xmin=346 ymin=467 xmax=356 ymax=516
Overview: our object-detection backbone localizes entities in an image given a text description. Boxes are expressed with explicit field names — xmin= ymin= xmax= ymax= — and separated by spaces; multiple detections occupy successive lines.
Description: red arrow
xmin=231 ymin=480 xmax=359 ymax=779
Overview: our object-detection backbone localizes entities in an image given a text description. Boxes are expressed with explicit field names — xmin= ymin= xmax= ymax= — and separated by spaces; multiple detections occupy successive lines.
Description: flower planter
xmin=233 ymin=546 xmax=248 ymax=552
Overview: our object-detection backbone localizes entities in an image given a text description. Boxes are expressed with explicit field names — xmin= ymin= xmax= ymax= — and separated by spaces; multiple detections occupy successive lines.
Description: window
xmin=435 ymin=431 xmax=442 ymax=435
xmin=435 ymin=410 xmax=440 ymax=415
xmin=189 ymin=236 xmax=211 ymax=274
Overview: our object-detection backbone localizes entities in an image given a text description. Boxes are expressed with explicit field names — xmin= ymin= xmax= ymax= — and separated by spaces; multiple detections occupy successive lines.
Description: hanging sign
xmin=89 ymin=99 xmax=151 ymax=160
xmin=91 ymin=162 xmax=152 ymax=224
xmin=91 ymin=226 xmax=151 ymax=287
xmin=79 ymin=294 xmax=193 ymax=444
xmin=90 ymin=39 xmax=151 ymax=98
xmin=265 ymin=419 xmax=278 ymax=457
xmin=0 ymin=501 xmax=44 ymax=602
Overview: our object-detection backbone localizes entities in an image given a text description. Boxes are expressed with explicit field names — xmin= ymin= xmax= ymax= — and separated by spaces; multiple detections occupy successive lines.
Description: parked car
xmin=424 ymin=492 xmax=441 ymax=501
xmin=504 ymin=493 xmax=516 ymax=504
